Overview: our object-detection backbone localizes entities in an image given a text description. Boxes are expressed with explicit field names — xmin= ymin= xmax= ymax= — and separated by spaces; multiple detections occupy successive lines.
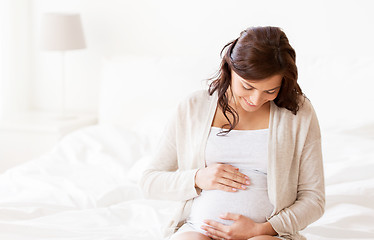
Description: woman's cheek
xmin=269 ymin=92 xmax=280 ymax=101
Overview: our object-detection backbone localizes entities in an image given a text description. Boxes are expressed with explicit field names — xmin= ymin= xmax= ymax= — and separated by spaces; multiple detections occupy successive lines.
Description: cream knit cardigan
xmin=139 ymin=90 xmax=325 ymax=240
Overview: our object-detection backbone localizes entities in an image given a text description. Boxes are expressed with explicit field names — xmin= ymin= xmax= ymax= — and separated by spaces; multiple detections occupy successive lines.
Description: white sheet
xmin=0 ymin=124 xmax=179 ymax=240
xmin=1 ymin=123 xmax=374 ymax=240
xmin=301 ymin=128 xmax=374 ymax=239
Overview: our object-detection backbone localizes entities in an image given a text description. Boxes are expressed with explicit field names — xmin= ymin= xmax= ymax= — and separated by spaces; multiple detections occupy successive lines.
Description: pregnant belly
xmin=188 ymin=169 xmax=274 ymax=228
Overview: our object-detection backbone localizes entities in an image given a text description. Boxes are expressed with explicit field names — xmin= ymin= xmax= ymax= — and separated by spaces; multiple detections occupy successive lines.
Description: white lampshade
xmin=40 ymin=13 xmax=86 ymax=51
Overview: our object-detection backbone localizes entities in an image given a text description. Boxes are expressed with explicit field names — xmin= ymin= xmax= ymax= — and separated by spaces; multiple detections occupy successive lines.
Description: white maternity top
xmin=187 ymin=126 xmax=274 ymax=233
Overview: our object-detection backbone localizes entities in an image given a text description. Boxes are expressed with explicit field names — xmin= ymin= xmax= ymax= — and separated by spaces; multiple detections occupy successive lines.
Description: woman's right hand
xmin=194 ymin=164 xmax=250 ymax=192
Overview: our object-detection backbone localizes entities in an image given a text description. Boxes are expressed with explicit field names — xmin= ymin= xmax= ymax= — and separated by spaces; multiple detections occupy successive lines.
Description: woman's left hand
xmin=201 ymin=213 xmax=261 ymax=240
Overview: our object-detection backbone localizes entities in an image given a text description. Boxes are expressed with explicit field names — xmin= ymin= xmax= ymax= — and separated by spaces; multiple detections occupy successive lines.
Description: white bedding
xmin=1 ymin=123 xmax=374 ymax=240
xmin=0 ymin=124 xmax=180 ymax=240
xmin=301 ymin=127 xmax=374 ymax=239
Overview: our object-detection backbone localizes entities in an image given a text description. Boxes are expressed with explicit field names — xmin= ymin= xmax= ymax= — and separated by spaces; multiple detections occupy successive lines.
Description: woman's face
xmin=230 ymin=70 xmax=283 ymax=113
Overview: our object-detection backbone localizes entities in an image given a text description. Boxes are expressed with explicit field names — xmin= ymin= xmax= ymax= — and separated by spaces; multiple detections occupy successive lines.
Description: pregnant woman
xmin=140 ymin=26 xmax=325 ymax=240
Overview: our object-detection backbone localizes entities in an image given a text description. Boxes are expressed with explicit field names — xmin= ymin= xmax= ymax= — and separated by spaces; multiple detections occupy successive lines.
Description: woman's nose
xmin=250 ymin=91 xmax=262 ymax=105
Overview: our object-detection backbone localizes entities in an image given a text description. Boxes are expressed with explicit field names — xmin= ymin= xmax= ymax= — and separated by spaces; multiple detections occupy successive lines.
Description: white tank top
xmin=188 ymin=127 xmax=274 ymax=230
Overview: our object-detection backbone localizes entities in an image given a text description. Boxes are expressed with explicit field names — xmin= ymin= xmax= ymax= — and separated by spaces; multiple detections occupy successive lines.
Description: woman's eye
xmin=242 ymin=84 xmax=277 ymax=94
xmin=243 ymin=85 xmax=253 ymax=90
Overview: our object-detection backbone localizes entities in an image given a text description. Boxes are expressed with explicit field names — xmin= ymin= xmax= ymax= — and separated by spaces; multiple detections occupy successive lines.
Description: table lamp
xmin=40 ymin=13 xmax=86 ymax=119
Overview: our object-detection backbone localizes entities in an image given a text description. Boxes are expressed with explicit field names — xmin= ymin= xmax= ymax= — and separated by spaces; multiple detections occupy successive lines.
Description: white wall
xmin=0 ymin=0 xmax=33 ymax=118
xmin=5 ymin=0 xmax=374 ymax=121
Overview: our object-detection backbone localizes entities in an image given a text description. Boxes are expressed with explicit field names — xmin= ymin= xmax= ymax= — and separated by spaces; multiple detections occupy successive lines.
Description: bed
xmin=0 ymin=55 xmax=373 ymax=240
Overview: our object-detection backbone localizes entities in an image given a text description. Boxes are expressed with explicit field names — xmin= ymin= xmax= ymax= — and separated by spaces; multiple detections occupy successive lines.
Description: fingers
xmin=205 ymin=231 xmax=225 ymax=240
xmin=203 ymin=219 xmax=227 ymax=229
xmin=215 ymin=183 xmax=239 ymax=193
xmin=201 ymin=220 xmax=228 ymax=240
xmin=216 ymin=177 xmax=246 ymax=191
xmin=223 ymin=165 xmax=250 ymax=184
xmin=201 ymin=164 xmax=250 ymax=192
xmin=219 ymin=212 xmax=241 ymax=221
xmin=217 ymin=165 xmax=250 ymax=191
xmin=202 ymin=214 xmax=247 ymax=240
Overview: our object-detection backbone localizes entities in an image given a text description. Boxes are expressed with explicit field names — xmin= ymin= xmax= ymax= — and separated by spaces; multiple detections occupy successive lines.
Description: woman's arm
xmin=259 ymin=222 xmax=278 ymax=236
xmin=139 ymin=104 xmax=202 ymax=201
xmin=265 ymin=98 xmax=325 ymax=237
xmin=268 ymin=138 xmax=325 ymax=236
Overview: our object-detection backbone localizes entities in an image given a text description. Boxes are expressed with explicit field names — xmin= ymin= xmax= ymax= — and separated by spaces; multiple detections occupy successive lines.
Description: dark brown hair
xmin=208 ymin=26 xmax=304 ymax=135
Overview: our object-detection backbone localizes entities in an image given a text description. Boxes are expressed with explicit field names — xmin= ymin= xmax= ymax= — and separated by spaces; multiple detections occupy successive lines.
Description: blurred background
xmin=1 ymin=0 xmax=374 ymax=171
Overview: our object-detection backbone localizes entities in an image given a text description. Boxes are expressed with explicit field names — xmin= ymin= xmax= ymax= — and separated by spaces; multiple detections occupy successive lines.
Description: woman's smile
xmin=230 ymin=70 xmax=282 ymax=113
xmin=243 ymin=97 xmax=256 ymax=107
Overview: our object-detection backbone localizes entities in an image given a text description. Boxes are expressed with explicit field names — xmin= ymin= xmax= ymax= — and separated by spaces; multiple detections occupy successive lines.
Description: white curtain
xmin=0 ymin=0 xmax=33 ymax=120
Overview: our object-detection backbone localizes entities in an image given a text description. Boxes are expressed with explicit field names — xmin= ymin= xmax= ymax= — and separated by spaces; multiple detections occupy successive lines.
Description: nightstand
xmin=0 ymin=111 xmax=98 ymax=173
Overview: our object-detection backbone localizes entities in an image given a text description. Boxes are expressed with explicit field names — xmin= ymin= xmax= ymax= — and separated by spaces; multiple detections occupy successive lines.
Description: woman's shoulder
xmin=185 ymin=89 xmax=214 ymax=101
xmin=275 ymin=95 xmax=316 ymax=117
xmin=178 ymin=89 xmax=216 ymax=109
xmin=273 ymin=95 xmax=321 ymax=139
xmin=273 ymin=95 xmax=319 ymax=128
xmin=297 ymin=95 xmax=318 ymax=117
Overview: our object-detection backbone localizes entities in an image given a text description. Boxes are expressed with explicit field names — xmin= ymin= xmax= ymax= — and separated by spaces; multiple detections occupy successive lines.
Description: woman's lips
xmin=244 ymin=97 xmax=256 ymax=107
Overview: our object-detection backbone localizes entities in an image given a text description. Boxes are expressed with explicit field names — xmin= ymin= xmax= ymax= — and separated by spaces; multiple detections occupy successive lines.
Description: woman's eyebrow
xmin=242 ymin=81 xmax=281 ymax=91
